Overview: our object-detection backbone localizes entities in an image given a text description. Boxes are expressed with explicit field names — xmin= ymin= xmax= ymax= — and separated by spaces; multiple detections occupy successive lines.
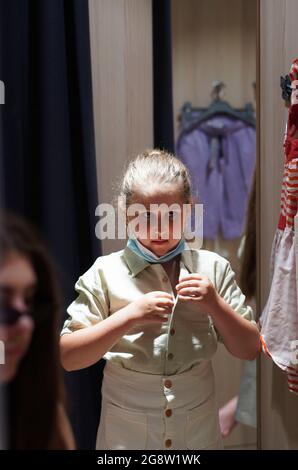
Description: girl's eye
xmin=168 ymin=211 xmax=180 ymax=219
xmin=139 ymin=212 xmax=152 ymax=220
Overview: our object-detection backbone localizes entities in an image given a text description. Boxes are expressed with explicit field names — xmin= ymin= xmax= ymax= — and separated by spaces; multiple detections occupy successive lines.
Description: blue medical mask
xmin=127 ymin=237 xmax=186 ymax=264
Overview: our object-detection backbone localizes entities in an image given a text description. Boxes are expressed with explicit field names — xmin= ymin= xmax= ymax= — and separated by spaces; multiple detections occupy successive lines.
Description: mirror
xmin=171 ymin=0 xmax=258 ymax=449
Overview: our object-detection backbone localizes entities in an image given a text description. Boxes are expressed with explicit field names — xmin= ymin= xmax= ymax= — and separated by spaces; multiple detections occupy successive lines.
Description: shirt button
xmin=165 ymin=439 xmax=172 ymax=448
xmin=162 ymin=276 xmax=168 ymax=283
xmin=170 ymin=328 xmax=175 ymax=336
xmin=165 ymin=409 xmax=172 ymax=417
xmin=168 ymin=353 xmax=174 ymax=360
xmin=164 ymin=379 xmax=172 ymax=389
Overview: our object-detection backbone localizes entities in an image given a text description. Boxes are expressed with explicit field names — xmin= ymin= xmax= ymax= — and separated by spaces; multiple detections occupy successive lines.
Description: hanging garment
xmin=260 ymin=59 xmax=298 ymax=394
xmin=176 ymin=116 xmax=256 ymax=240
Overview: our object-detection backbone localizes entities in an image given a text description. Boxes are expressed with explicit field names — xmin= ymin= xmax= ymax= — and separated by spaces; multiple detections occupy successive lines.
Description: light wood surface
xmin=259 ymin=0 xmax=298 ymax=450
xmin=89 ymin=0 xmax=153 ymax=255
xmin=172 ymin=0 xmax=257 ymax=449
xmin=172 ymin=0 xmax=257 ymax=140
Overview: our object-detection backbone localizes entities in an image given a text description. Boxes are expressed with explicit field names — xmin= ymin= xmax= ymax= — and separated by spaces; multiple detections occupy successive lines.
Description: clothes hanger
xmin=179 ymin=81 xmax=256 ymax=131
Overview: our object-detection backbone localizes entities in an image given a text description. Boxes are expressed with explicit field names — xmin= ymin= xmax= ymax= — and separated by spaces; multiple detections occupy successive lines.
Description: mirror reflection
xmin=172 ymin=0 xmax=257 ymax=449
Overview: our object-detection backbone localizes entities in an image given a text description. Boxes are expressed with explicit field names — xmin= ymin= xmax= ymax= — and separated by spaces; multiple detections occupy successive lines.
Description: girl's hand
xmin=175 ymin=274 xmax=220 ymax=315
xmin=126 ymin=291 xmax=175 ymax=325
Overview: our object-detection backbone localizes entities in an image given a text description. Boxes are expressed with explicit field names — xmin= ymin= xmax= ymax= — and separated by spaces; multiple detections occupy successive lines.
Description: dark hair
xmin=0 ymin=212 xmax=65 ymax=449
xmin=239 ymin=171 xmax=256 ymax=300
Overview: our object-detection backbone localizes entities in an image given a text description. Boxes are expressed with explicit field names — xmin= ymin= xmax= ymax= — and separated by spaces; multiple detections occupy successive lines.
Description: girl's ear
xmin=185 ymin=198 xmax=195 ymax=214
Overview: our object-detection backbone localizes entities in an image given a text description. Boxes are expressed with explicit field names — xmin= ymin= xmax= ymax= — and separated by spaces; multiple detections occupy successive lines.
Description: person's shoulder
xmin=92 ymin=248 xmax=125 ymax=268
xmin=77 ymin=249 xmax=125 ymax=283
xmin=189 ymin=248 xmax=230 ymax=270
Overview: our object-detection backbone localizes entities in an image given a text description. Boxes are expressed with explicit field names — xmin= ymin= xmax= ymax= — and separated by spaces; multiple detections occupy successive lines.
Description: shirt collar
xmin=123 ymin=244 xmax=194 ymax=278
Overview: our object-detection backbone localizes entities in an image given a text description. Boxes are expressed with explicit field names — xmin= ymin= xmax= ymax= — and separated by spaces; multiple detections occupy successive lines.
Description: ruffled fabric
xmin=260 ymin=229 xmax=297 ymax=372
xmin=260 ymin=59 xmax=298 ymax=395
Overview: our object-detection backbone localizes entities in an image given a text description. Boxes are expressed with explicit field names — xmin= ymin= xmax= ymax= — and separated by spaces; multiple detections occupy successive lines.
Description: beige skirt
xmin=96 ymin=360 xmax=223 ymax=450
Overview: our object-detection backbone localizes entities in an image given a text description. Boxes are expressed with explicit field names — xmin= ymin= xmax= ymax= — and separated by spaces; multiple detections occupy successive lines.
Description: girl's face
xmin=0 ymin=251 xmax=36 ymax=383
xmin=128 ymin=185 xmax=189 ymax=256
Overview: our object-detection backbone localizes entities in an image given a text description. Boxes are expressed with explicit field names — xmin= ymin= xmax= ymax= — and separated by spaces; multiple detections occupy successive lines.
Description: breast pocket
xmin=184 ymin=395 xmax=222 ymax=450
xmin=104 ymin=402 xmax=148 ymax=450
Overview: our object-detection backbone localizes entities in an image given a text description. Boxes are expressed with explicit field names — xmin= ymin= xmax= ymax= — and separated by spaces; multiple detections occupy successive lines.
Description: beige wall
xmin=259 ymin=0 xmax=298 ymax=450
xmin=88 ymin=0 xmax=153 ymax=255
xmin=172 ymin=0 xmax=257 ymax=139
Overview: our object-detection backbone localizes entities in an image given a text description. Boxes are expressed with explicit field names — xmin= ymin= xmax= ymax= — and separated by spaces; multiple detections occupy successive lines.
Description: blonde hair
xmin=119 ymin=149 xmax=193 ymax=209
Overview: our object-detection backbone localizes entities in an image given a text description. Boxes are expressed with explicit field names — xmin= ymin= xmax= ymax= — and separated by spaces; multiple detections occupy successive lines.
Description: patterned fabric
xmin=260 ymin=59 xmax=298 ymax=395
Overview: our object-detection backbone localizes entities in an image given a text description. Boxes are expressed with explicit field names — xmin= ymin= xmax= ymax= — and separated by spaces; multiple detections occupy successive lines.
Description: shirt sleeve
xmin=214 ymin=260 xmax=255 ymax=343
xmin=60 ymin=260 xmax=110 ymax=335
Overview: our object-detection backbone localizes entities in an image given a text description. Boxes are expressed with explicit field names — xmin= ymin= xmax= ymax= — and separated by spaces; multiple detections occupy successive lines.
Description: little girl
xmin=60 ymin=150 xmax=260 ymax=450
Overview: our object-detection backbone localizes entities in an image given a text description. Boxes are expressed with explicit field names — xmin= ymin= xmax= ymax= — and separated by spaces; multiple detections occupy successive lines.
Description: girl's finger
xmin=156 ymin=298 xmax=174 ymax=308
xmin=177 ymin=287 xmax=200 ymax=297
xmin=153 ymin=291 xmax=174 ymax=300
xmin=179 ymin=273 xmax=206 ymax=281
xmin=178 ymin=274 xmax=205 ymax=283
xmin=154 ymin=306 xmax=173 ymax=314
xmin=176 ymin=279 xmax=200 ymax=290
xmin=178 ymin=294 xmax=204 ymax=302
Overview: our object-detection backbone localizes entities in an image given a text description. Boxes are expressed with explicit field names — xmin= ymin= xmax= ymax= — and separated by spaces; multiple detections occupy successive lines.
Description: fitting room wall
xmin=259 ymin=0 xmax=298 ymax=450
xmin=172 ymin=0 xmax=257 ymax=449
xmin=88 ymin=0 xmax=153 ymax=255
xmin=171 ymin=0 xmax=257 ymax=140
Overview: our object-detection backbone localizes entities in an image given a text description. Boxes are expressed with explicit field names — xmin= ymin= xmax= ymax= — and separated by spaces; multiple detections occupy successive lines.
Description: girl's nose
xmin=10 ymin=295 xmax=28 ymax=315
xmin=151 ymin=225 xmax=168 ymax=238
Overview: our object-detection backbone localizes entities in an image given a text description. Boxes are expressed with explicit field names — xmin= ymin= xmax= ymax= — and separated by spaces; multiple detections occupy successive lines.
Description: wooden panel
xmin=172 ymin=0 xmax=257 ymax=138
xmin=259 ymin=0 xmax=298 ymax=450
xmin=172 ymin=0 xmax=257 ymax=448
xmin=89 ymin=0 xmax=153 ymax=255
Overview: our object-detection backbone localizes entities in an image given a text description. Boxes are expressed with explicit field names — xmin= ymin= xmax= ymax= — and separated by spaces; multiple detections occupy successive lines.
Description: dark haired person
xmin=0 ymin=213 xmax=75 ymax=449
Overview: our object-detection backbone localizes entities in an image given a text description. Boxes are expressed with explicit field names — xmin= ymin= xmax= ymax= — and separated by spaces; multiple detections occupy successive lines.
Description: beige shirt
xmin=61 ymin=246 xmax=253 ymax=375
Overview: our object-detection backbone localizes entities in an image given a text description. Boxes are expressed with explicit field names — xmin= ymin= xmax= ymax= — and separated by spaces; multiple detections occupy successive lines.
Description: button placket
xmin=165 ymin=260 xmax=191 ymax=372
xmin=153 ymin=264 xmax=175 ymax=375
xmin=164 ymin=271 xmax=180 ymax=375
xmin=162 ymin=377 xmax=175 ymax=449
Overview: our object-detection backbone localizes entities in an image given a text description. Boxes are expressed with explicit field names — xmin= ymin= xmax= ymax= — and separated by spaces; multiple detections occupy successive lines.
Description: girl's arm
xmin=60 ymin=305 xmax=134 ymax=371
xmin=60 ymin=291 xmax=174 ymax=371
xmin=176 ymin=273 xmax=260 ymax=361
xmin=208 ymin=296 xmax=260 ymax=360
